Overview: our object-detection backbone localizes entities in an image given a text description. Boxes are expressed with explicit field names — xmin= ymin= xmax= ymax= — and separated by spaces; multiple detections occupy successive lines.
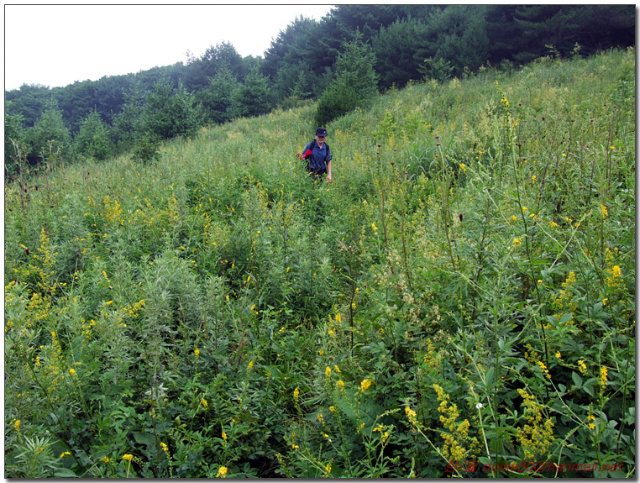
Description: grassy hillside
xmin=5 ymin=48 xmax=635 ymax=478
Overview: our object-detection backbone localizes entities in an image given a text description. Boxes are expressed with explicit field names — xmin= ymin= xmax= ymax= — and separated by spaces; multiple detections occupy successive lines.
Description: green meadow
xmin=5 ymin=48 xmax=635 ymax=478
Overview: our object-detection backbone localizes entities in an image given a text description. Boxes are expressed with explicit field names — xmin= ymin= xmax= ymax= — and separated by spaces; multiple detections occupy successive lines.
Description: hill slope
xmin=5 ymin=48 xmax=635 ymax=478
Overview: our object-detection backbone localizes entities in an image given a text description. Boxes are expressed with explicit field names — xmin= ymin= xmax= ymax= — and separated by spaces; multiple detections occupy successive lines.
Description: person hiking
xmin=297 ymin=127 xmax=332 ymax=183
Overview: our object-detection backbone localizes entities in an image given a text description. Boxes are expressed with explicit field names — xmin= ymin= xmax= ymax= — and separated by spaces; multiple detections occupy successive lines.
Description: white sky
xmin=3 ymin=4 xmax=334 ymax=91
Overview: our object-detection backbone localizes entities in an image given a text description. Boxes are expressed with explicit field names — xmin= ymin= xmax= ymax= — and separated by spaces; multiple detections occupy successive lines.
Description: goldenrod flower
xmin=325 ymin=366 xmax=332 ymax=378
xmin=511 ymin=237 xmax=522 ymax=248
xmin=600 ymin=366 xmax=608 ymax=387
xmin=194 ymin=348 xmax=200 ymax=357
xmin=248 ymin=360 xmax=254 ymax=370
xmin=578 ymin=360 xmax=587 ymax=374
xmin=216 ymin=466 xmax=228 ymax=478
xmin=160 ymin=442 xmax=169 ymax=453
xmin=405 ymin=406 xmax=418 ymax=425
xmin=222 ymin=431 xmax=228 ymax=441
xmin=612 ymin=265 xmax=621 ymax=278
xmin=293 ymin=387 xmax=300 ymax=401
xmin=329 ymin=406 xmax=336 ymax=413
xmin=333 ymin=365 xmax=341 ymax=373
xmin=602 ymin=298 xmax=608 ymax=306
xmin=69 ymin=368 xmax=76 ymax=376
xmin=600 ymin=205 xmax=608 ymax=218
xmin=102 ymin=456 xmax=110 ymax=463
xmin=336 ymin=380 xmax=345 ymax=389
xmin=360 ymin=379 xmax=372 ymax=391
xmin=14 ymin=420 xmax=20 ymax=432
xmin=122 ymin=454 xmax=133 ymax=462
xmin=459 ymin=163 xmax=467 ymax=173
xmin=325 ymin=463 xmax=332 ymax=474
xmin=60 ymin=451 xmax=71 ymax=458
xmin=201 ymin=399 xmax=208 ymax=408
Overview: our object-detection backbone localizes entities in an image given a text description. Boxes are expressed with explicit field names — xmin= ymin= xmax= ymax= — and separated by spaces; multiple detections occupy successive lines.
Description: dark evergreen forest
xmin=5 ymin=5 xmax=635 ymax=173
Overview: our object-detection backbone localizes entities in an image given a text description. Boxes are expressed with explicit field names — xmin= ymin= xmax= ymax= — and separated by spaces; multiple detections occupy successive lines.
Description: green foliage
xmin=4 ymin=49 xmax=635 ymax=478
xmin=315 ymin=34 xmax=379 ymax=126
xmin=74 ymin=109 xmax=113 ymax=160
xmin=26 ymin=100 xmax=72 ymax=164
xmin=5 ymin=112 xmax=26 ymax=178
xmin=230 ymin=66 xmax=273 ymax=119
xmin=139 ymin=81 xmax=203 ymax=141
xmin=196 ymin=66 xmax=238 ymax=125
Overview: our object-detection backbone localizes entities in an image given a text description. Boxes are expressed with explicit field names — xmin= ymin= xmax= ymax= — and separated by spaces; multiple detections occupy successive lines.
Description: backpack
xmin=301 ymin=139 xmax=330 ymax=161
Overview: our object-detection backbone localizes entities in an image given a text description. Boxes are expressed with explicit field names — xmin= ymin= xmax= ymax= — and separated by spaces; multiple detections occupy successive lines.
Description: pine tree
xmin=315 ymin=32 xmax=378 ymax=126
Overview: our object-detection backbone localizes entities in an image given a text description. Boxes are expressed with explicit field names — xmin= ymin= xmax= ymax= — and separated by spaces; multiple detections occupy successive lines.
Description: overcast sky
xmin=4 ymin=4 xmax=333 ymax=91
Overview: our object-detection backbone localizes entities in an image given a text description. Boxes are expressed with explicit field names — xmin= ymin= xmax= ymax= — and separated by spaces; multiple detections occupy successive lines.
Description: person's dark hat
xmin=316 ymin=127 xmax=328 ymax=137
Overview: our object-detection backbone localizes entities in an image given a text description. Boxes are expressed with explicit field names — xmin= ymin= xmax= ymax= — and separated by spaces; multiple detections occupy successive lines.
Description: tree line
xmin=4 ymin=5 xmax=634 ymax=175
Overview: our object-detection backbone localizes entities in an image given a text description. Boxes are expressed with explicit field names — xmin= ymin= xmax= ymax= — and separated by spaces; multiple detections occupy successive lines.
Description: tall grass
xmin=5 ymin=48 xmax=635 ymax=478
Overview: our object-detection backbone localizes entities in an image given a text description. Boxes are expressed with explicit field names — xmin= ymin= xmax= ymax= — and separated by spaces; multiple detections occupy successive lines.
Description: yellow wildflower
xmin=14 ymin=420 xmax=20 ymax=432
xmin=194 ymin=348 xmax=200 ymax=357
xmin=600 ymin=205 xmax=608 ymax=218
xmin=216 ymin=466 xmax=228 ymax=478
xmin=578 ymin=360 xmax=587 ymax=373
xmin=201 ymin=399 xmax=208 ymax=408
xmin=325 ymin=366 xmax=332 ymax=378
xmin=325 ymin=464 xmax=332 ymax=474
xmin=336 ymin=380 xmax=345 ymax=389
xmin=360 ymin=379 xmax=372 ymax=391
xmin=69 ymin=368 xmax=76 ymax=376
xmin=122 ymin=454 xmax=133 ymax=462
xmin=102 ymin=456 xmax=110 ymax=463
xmin=405 ymin=406 xmax=418 ymax=426
xmin=222 ymin=431 xmax=228 ymax=441
xmin=160 ymin=442 xmax=169 ymax=453
xmin=511 ymin=237 xmax=522 ymax=248
xmin=459 ymin=163 xmax=467 ymax=173
xmin=60 ymin=451 xmax=71 ymax=458
xmin=293 ymin=387 xmax=300 ymax=400
xmin=333 ymin=365 xmax=341 ymax=373
xmin=600 ymin=366 xmax=608 ymax=387
xmin=248 ymin=360 xmax=254 ymax=370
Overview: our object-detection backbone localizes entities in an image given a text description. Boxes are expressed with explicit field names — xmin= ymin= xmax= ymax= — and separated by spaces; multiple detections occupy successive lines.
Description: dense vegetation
xmin=4 ymin=46 xmax=635 ymax=477
xmin=4 ymin=5 xmax=634 ymax=172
